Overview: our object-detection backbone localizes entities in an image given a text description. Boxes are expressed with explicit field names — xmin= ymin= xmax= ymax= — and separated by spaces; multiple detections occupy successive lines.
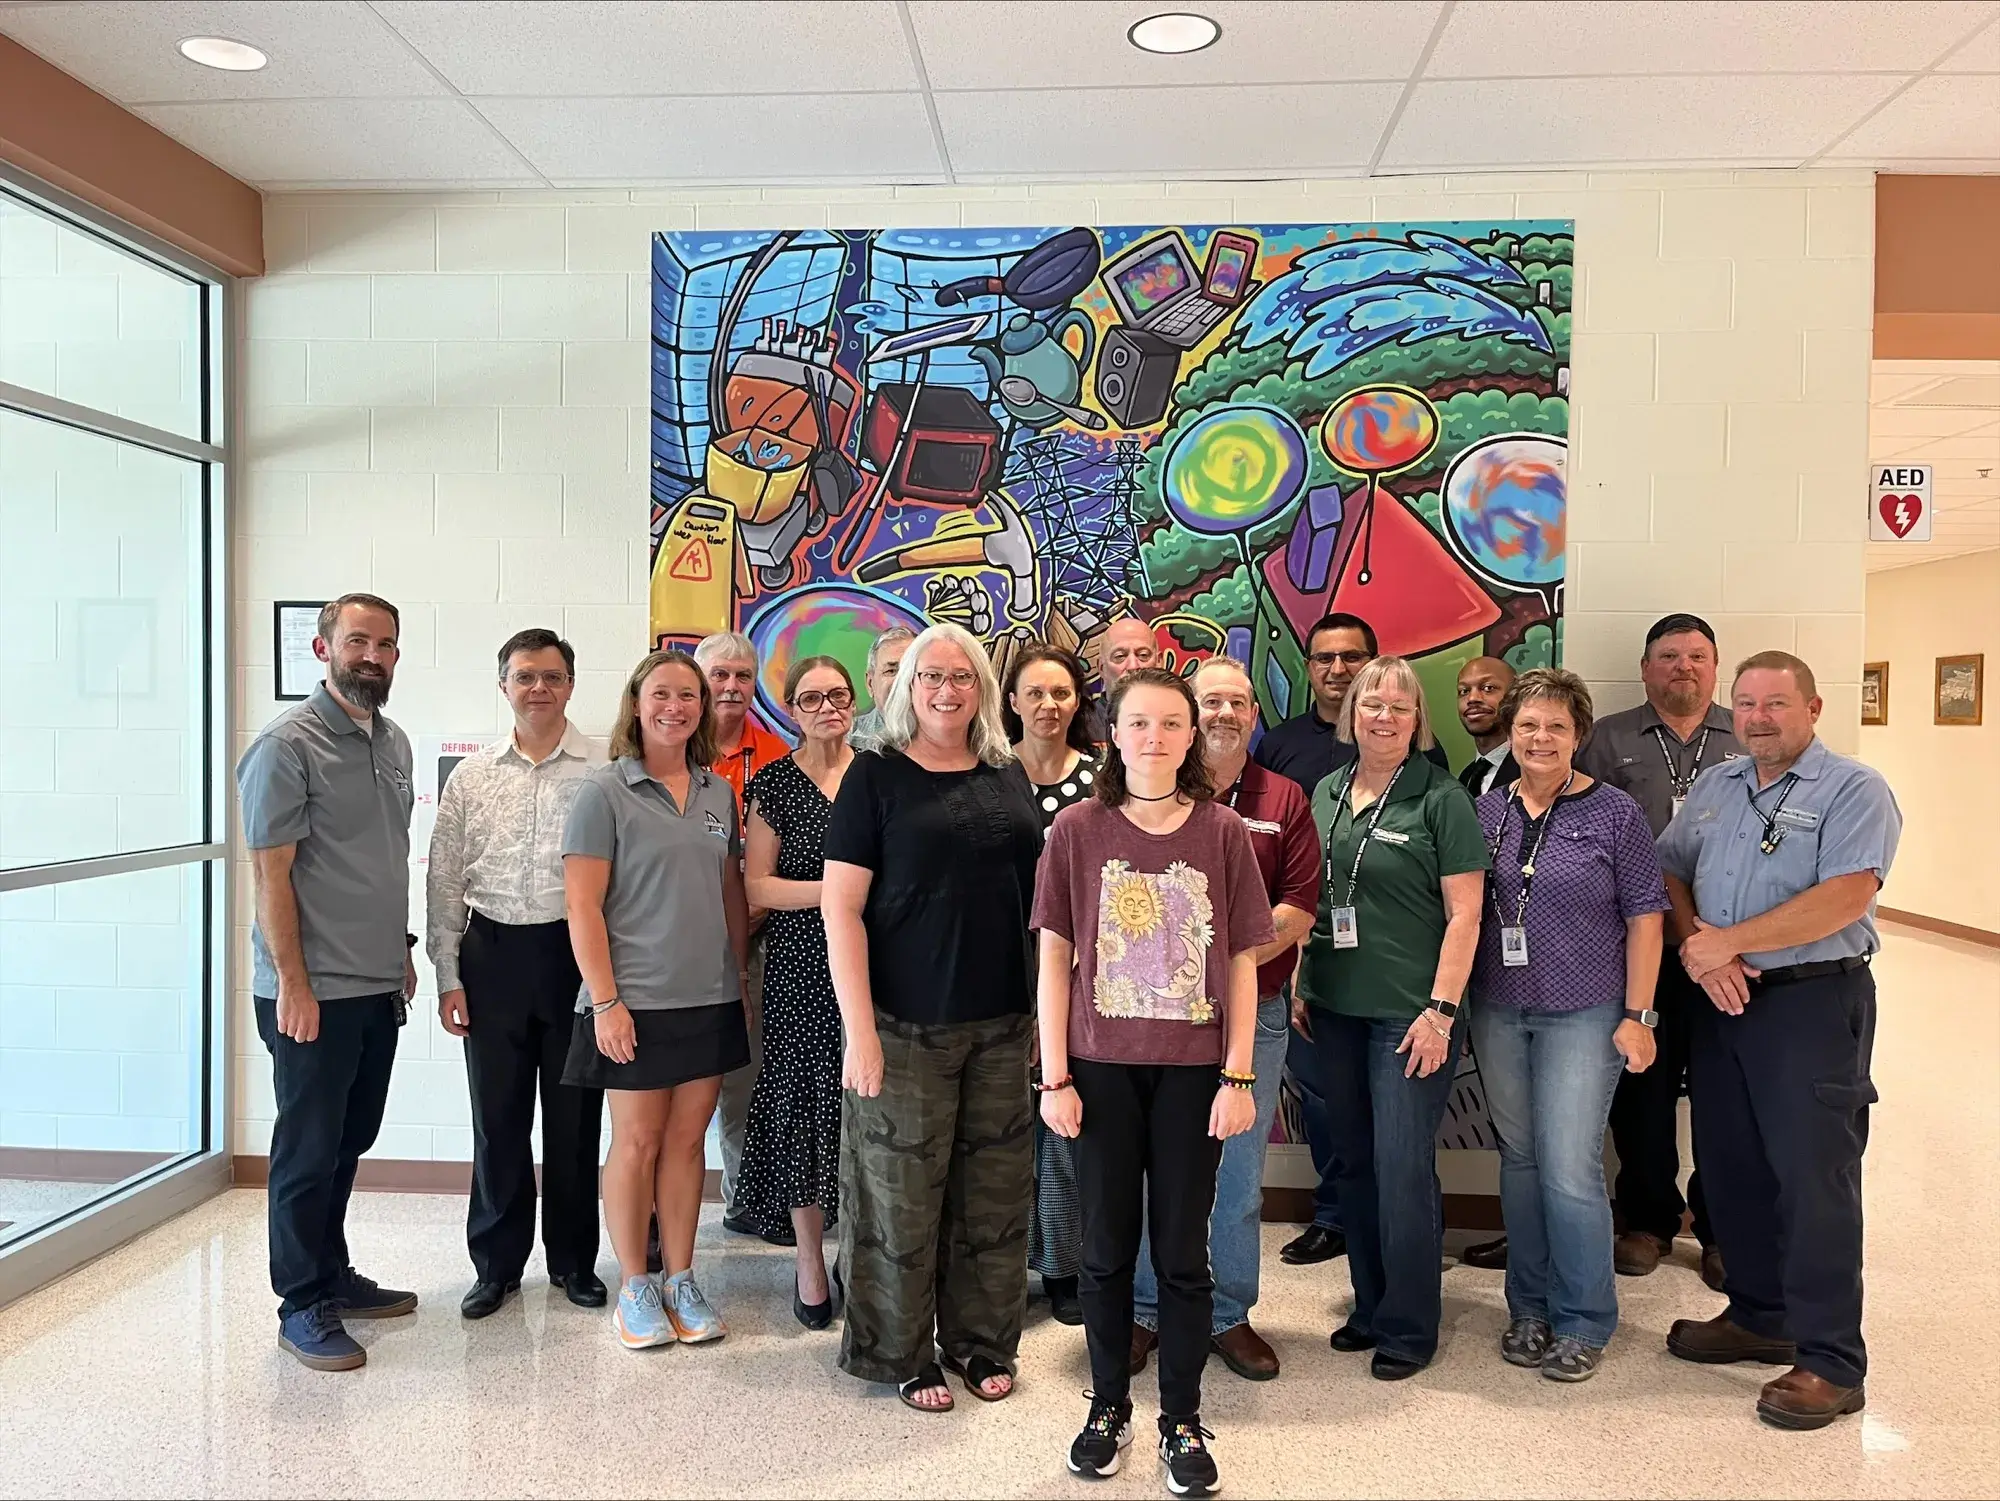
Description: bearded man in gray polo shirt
xmin=237 ymin=592 xmax=419 ymax=1372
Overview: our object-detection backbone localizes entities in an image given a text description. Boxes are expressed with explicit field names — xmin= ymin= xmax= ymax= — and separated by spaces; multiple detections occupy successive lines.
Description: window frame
xmin=0 ymin=161 xmax=235 ymax=1306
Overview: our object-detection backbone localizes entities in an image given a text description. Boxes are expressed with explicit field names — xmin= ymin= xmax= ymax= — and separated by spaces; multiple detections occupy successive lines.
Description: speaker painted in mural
xmin=647 ymin=219 xmax=1574 ymax=1149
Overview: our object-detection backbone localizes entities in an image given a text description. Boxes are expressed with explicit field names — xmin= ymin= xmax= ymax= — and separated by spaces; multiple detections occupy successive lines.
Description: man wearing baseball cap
xmin=1576 ymin=613 xmax=1743 ymax=1287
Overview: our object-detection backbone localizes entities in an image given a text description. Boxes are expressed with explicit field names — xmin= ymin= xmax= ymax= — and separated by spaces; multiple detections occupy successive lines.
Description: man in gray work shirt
xmin=1577 ymin=612 xmax=1743 ymax=1286
xmin=237 ymin=592 xmax=419 ymax=1372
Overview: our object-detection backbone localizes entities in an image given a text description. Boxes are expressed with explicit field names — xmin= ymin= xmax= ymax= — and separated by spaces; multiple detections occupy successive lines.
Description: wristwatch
xmin=1624 ymin=1007 xmax=1659 ymax=1028
xmin=1430 ymin=997 xmax=1463 ymax=1023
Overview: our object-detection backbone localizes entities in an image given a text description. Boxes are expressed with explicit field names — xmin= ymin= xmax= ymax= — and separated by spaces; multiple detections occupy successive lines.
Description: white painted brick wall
xmin=231 ymin=169 xmax=1877 ymax=1161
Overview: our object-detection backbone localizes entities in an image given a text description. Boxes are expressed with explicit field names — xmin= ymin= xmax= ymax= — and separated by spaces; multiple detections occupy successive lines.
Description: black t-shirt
xmin=824 ymin=748 xmax=1043 ymax=1025
xmin=1254 ymin=710 xmax=1451 ymax=799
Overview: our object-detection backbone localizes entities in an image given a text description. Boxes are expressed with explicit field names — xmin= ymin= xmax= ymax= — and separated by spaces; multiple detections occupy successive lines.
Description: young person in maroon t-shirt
xmin=1032 ymin=668 xmax=1273 ymax=1496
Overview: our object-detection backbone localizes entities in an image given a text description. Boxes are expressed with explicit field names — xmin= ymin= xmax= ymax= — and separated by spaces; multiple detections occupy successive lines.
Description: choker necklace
xmin=1127 ymin=787 xmax=1181 ymax=802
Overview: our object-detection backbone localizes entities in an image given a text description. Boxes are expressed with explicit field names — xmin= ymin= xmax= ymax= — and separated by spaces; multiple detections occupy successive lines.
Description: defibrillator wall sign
xmin=1871 ymin=465 xmax=1933 ymax=542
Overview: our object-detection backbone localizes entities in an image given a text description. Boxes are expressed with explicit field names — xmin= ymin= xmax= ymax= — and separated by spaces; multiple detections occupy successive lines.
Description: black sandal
xmin=941 ymin=1352 xmax=1014 ymax=1403
xmin=898 ymin=1361 xmax=955 ymax=1413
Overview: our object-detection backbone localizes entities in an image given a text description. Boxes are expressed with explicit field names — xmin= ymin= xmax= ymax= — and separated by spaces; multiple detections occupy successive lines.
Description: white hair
xmin=877 ymin=623 xmax=1015 ymax=768
xmin=866 ymin=625 xmax=918 ymax=676
xmin=694 ymin=631 xmax=757 ymax=668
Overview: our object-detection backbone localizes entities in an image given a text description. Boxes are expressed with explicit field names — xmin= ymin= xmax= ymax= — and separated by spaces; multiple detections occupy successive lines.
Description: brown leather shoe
xmin=1613 ymin=1231 xmax=1669 ymax=1276
xmin=1212 ymin=1322 xmax=1279 ymax=1381
xmin=1758 ymin=1366 xmax=1865 ymax=1430
xmin=1701 ymin=1245 xmax=1726 ymax=1292
xmin=1130 ymin=1324 xmax=1157 ymax=1375
xmin=1666 ymin=1311 xmax=1797 ymax=1366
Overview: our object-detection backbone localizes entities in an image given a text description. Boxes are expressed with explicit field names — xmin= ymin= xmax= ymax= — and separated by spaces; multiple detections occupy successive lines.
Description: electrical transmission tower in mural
xmin=1005 ymin=433 xmax=1148 ymax=617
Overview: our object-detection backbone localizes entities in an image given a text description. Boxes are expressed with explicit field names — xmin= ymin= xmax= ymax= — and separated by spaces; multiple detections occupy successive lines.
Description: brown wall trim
xmin=0 ymin=35 xmax=261 ymax=276
xmin=0 ymin=1147 xmax=176 ymax=1184
xmin=1880 ymin=908 xmax=2000 ymax=949
xmin=1876 ymin=176 xmax=2000 ymax=359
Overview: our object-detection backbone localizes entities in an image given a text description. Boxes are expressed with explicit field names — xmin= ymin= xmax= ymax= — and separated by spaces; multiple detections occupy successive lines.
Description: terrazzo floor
xmin=0 ymin=927 xmax=1994 ymax=1499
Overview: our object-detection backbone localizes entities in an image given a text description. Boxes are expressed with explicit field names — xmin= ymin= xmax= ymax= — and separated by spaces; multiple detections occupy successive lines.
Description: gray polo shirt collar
xmin=1636 ymin=699 xmax=1736 ymax=742
xmin=308 ymin=683 xmax=371 ymax=737
xmin=619 ymin=754 xmax=719 ymax=804
xmin=1713 ymin=735 xmax=1831 ymax=785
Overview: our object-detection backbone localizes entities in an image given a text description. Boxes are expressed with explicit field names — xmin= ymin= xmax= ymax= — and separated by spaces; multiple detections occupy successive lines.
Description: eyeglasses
xmin=506 ymin=670 xmax=572 ymax=689
xmin=792 ymin=688 xmax=854 ymax=712
xmin=1355 ymin=698 xmax=1417 ymax=719
xmin=1309 ymin=650 xmax=1371 ymax=669
xmin=915 ymin=669 xmax=978 ymax=690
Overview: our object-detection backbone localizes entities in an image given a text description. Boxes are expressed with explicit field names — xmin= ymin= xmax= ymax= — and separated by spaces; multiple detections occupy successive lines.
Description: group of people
xmin=240 ymin=591 xmax=1900 ymax=1497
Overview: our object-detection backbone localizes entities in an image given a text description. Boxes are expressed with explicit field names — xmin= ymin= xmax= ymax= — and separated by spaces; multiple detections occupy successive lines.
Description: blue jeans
xmin=1312 ymin=1010 xmax=1459 ymax=1363
xmin=1285 ymin=1004 xmax=1344 ymax=1232
xmin=1135 ymin=995 xmax=1290 ymax=1334
xmin=1469 ymin=1000 xmax=1625 ymax=1348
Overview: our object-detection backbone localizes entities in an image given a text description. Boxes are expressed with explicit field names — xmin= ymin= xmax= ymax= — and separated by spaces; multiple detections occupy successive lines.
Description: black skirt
xmin=562 ymin=1001 xmax=750 ymax=1092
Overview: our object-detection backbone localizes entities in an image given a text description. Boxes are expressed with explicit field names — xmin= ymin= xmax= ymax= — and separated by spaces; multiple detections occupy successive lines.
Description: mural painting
xmin=649 ymin=219 xmax=1574 ymax=1150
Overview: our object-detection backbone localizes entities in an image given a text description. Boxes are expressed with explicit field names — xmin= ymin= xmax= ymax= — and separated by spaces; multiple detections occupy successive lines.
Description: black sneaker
xmin=329 ymin=1267 xmax=417 ymax=1319
xmin=1158 ymin=1414 xmax=1219 ymax=1496
xmin=1067 ymin=1391 xmax=1133 ymax=1479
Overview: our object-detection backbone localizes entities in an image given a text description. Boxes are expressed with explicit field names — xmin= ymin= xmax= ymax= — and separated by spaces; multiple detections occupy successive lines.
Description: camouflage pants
xmin=838 ymin=1009 xmax=1033 ymax=1385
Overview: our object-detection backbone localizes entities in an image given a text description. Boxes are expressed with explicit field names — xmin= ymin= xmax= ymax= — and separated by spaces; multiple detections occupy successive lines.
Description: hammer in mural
xmin=853 ymin=488 xmax=1041 ymax=622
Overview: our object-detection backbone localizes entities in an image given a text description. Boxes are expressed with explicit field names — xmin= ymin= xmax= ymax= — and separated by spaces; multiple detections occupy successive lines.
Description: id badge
xmin=1500 ymin=925 xmax=1529 ymax=968
xmin=1670 ymin=795 xmax=1686 ymax=820
xmin=1331 ymin=905 xmax=1359 ymax=949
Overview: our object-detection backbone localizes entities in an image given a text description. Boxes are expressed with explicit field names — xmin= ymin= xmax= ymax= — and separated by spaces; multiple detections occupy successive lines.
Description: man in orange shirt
xmin=697 ymin=631 xmax=793 ymax=1244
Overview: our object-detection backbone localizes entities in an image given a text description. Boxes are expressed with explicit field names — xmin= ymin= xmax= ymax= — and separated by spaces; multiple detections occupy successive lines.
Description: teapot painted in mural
xmin=974 ymin=309 xmax=1097 ymax=430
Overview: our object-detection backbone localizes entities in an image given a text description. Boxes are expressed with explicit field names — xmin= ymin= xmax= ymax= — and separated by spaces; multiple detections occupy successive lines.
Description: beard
xmin=1656 ymin=679 xmax=1705 ymax=715
xmin=331 ymin=661 xmax=392 ymax=712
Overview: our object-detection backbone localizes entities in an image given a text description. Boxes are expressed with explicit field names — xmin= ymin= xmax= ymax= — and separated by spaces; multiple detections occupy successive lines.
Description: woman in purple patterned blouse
xmin=1468 ymin=668 xmax=1668 ymax=1384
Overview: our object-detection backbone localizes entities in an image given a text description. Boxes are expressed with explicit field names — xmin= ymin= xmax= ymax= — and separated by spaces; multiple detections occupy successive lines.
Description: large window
xmin=0 ymin=174 xmax=227 ymax=1288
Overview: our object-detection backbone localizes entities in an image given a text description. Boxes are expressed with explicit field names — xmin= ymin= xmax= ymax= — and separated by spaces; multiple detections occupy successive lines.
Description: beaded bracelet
xmin=1032 ymin=1075 xmax=1073 ymax=1093
xmin=1219 ymin=1070 xmax=1256 ymax=1091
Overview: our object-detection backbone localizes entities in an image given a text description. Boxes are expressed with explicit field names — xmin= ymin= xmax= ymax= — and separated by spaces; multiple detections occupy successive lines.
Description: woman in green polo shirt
xmin=1295 ymin=654 xmax=1487 ymax=1381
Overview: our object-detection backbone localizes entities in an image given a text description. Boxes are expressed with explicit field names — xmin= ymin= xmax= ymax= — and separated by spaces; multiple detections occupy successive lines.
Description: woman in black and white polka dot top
xmin=1001 ymin=642 xmax=1100 ymax=1325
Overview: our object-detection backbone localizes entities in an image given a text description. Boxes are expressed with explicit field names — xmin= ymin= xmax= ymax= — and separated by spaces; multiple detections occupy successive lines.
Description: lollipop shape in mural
xmin=1163 ymin=404 xmax=1311 ymax=537
xmin=1318 ymin=385 xmax=1439 ymax=586
xmin=1441 ymin=433 xmax=1568 ymax=611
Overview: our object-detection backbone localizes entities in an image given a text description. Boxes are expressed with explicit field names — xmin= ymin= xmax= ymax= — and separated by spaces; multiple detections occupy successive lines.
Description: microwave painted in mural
xmin=648 ymin=219 xmax=1570 ymax=779
xmin=649 ymin=220 xmax=1573 ymax=1152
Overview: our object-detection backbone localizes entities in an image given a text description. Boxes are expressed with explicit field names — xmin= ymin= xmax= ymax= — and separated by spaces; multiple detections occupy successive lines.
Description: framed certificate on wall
xmin=274 ymin=601 xmax=325 ymax=701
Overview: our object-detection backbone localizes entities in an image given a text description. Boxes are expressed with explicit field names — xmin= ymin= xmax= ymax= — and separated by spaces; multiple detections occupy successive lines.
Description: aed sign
xmin=1871 ymin=465 xmax=1933 ymax=542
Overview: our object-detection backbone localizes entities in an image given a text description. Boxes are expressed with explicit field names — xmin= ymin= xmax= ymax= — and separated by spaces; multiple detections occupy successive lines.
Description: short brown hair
xmin=1095 ymin=667 xmax=1213 ymax=807
xmin=317 ymin=592 xmax=399 ymax=643
xmin=1500 ymin=667 xmax=1595 ymax=744
xmin=609 ymin=649 xmax=717 ymax=767
xmin=1734 ymin=650 xmax=1817 ymax=700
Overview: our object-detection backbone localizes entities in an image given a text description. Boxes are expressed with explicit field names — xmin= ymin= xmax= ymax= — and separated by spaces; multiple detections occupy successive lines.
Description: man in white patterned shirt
xmin=427 ymin=628 xmax=607 ymax=1320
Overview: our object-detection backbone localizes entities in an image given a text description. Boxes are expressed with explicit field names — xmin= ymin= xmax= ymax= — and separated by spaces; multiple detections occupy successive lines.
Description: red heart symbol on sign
xmin=1878 ymin=493 xmax=1923 ymax=538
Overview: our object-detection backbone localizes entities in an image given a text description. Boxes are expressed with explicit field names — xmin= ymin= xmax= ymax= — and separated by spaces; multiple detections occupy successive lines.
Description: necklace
xmin=1126 ymin=787 xmax=1181 ymax=802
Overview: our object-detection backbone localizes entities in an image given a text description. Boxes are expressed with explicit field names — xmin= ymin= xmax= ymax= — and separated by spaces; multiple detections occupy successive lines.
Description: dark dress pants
xmin=1609 ymin=961 xmax=1712 ymax=1245
xmin=461 ymin=912 xmax=604 ymax=1284
xmin=1689 ymin=965 xmax=1875 ymax=1390
xmin=1072 ymin=1058 xmax=1223 ymax=1419
xmin=256 ymin=991 xmax=400 ymax=1317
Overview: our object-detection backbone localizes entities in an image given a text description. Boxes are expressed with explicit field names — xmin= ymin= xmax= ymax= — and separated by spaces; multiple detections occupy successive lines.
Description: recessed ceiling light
xmin=1127 ymin=12 xmax=1221 ymax=55
xmin=178 ymin=36 xmax=267 ymax=71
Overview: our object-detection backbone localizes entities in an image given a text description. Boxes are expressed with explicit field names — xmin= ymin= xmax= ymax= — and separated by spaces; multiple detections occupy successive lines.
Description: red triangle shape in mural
xmin=1260 ymin=488 xmax=1500 ymax=659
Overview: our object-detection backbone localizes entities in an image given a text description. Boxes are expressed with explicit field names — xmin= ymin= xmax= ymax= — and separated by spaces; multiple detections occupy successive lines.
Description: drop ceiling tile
xmin=936 ymin=82 xmax=1399 ymax=177
xmin=132 ymin=99 xmax=542 ymax=187
xmin=371 ymin=0 xmax=916 ymax=97
xmin=1381 ymin=74 xmax=1903 ymax=170
xmin=1938 ymin=13 xmax=2000 ymax=68
xmin=473 ymin=93 xmax=944 ymax=183
xmin=1426 ymin=0 xmax=1996 ymax=77
xmin=908 ymin=0 xmax=1442 ymax=90
xmin=1827 ymin=75 xmax=2000 ymax=159
xmin=0 ymin=1 xmax=448 ymax=102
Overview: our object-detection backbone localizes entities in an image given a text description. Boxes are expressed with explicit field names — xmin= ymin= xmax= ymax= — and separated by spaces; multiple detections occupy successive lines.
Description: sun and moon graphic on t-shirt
xmin=1092 ymin=860 xmax=1221 ymax=1025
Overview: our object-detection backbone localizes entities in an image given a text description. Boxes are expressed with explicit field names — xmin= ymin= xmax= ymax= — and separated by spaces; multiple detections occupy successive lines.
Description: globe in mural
xmin=1320 ymin=385 xmax=1439 ymax=476
xmin=1441 ymin=434 xmax=1567 ymax=592
xmin=744 ymin=583 xmax=926 ymax=735
xmin=1161 ymin=404 xmax=1311 ymax=536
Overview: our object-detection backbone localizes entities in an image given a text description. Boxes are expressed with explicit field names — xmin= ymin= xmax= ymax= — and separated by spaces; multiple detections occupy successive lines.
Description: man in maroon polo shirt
xmin=1130 ymin=656 xmax=1322 ymax=1381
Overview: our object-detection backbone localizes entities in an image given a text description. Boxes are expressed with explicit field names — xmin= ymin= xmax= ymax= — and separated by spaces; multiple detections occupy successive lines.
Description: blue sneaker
xmin=664 ymin=1269 xmax=726 ymax=1344
xmin=279 ymin=1303 xmax=365 ymax=1371
xmin=330 ymin=1267 xmax=417 ymax=1319
xmin=614 ymin=1276 xmax=675 ymax=1349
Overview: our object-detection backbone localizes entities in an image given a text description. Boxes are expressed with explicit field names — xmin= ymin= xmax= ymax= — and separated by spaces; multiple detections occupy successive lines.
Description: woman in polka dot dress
xmin=1002 ymin=644 xmax=1101 ymax=1326
xmin=741 ymin=655 xmax=857 ymax=1330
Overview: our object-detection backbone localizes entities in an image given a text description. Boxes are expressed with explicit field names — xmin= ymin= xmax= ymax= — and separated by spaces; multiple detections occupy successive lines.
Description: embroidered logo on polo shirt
xmin=703 ymin=810 xmax=728 ymax=840
xmin=1240 ymin=817 xmax=1282 ymax=835
xmin=1775 ymin=806 xmax=1820 ymax=829
xmin=1372 ymin=828 xmax=1409 ymax=845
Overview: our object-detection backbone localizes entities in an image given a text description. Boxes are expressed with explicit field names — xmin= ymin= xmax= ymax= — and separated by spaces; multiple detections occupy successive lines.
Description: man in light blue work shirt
xmin=1654 ymin=650 xmax=1901 ymax=1434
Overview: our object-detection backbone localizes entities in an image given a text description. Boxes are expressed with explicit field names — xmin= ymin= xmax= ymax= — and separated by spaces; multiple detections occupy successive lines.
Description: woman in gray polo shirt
xmin=562 ymin=649 xmax=750 ymax=1351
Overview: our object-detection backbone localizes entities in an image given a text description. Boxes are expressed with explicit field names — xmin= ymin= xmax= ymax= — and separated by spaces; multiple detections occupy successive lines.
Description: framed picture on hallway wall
xmin=1935 ymin=654 xmax=1983 ymax=725
xmin=1861 ymin=662 xmax=1888 ymax=725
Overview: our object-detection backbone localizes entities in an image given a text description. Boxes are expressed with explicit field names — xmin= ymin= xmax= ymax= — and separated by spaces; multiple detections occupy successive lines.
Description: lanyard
xmin=1326 ymin=758 xmax=1407 ymax=907
xmin=1487 ymin=772 xmax=1573 ymax=928
xmin=1745 ymin=772 xmax=1798 ymax=854
xmin=1224 ymin=773 xmax=1244 ymax=810
xmin=1651 ymin=724 xmax=1710 ymax=799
